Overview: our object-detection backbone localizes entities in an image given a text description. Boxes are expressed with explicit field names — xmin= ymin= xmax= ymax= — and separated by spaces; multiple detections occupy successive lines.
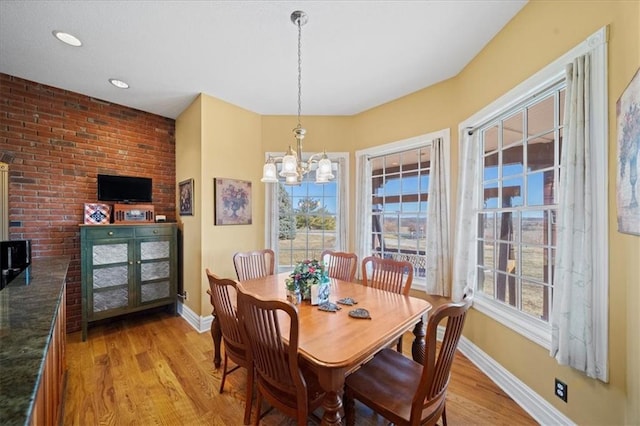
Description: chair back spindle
xmin=233 ymin=249 xmax=275 ymax=281
xmin=205 ymin=270 xmax=253 ymax=424
xmin=237 ymin=284 xmax=324 ymax=425
xmin=321 ymin=250 xmax=358 ymax=282
xmin=362 ymin=256 xmax=413 ymax=295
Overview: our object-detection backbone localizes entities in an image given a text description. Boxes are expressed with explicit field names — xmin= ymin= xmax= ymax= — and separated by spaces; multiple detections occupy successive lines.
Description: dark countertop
xmin=0 ymin=256 xmax=69 ymax=426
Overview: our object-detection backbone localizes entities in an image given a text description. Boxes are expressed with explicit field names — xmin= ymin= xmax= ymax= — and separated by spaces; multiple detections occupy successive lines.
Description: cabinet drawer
xmin=83 ymin=227 xmax=134 ymax=240
xmin=135 ymin=226 xmax=174 ymax=237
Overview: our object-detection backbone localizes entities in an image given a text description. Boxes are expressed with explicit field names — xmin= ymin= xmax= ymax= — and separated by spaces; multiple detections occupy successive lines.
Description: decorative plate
xmin=318 ymin=302 xmax=341 ymax=312
xmin=349 ymin=308 xmax=371 ymax=319
xmin=336 ymin=297 xmax=357 ymax=306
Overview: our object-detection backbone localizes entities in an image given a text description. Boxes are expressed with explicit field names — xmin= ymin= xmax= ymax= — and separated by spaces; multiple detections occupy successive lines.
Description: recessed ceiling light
xmin=52 ymin=30 xmax=82 ymax=47
xmin=109 ymin=78 xmax=130 ymax=89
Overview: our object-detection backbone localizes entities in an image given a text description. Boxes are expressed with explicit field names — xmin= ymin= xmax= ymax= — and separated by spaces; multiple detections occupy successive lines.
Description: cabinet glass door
xmin=91 ymin=242 xmax=129 ymax=312
xmin=139 ymin=240 xmax=171 ymax=303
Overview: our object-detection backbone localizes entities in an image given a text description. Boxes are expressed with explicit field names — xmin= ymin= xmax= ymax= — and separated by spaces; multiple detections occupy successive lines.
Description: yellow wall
xmin=177 ymin=94 xmax=263 ymax=316
xmin=176 ymin=0 xmax=639 ymax=423
xmin=175 ymin=95 xmax=203 ymax=315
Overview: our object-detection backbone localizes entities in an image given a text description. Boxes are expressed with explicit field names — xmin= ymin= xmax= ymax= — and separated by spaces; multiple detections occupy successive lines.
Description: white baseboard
xmin=445 ymin=328 xmax=575 ymax=426
xmin=177 ymin=301 xmax=211 ymax=333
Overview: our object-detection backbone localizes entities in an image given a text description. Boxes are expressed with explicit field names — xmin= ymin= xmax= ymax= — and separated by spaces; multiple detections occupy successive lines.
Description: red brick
xmin=0 ymin=72 xmax=176 ymax=333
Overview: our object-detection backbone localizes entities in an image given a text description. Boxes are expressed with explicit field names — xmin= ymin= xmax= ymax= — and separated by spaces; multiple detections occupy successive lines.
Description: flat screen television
xmin=97 ymin=174 xmax=152 ymax=203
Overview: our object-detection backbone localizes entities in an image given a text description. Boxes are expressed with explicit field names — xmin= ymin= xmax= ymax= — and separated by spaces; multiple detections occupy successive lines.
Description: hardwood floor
xmin=63 ymin=310 xmax=537 ymax=425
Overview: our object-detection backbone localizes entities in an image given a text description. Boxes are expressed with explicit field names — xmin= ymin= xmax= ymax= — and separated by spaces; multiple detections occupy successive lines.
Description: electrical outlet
xmin=183 ymin=291 xmax=188 ymax=301
xmin=555 ymin=378 xmax=568 ymax=402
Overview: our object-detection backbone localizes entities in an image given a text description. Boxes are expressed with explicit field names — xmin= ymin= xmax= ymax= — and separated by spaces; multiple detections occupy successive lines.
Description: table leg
xmin=411 ymin=315 xmax=425 ymax=364
xmin=211 ymin=310 xmax=222 ymax=368
xmin=317 ymin=369 xmax=345 ymax=425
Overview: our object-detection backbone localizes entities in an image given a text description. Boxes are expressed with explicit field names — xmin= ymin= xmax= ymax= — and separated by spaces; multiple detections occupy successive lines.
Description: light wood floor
xmin=63 ymin=310 xmax=537 ymax=425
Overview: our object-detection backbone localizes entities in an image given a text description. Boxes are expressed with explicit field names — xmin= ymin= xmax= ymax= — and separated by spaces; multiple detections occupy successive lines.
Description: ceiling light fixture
xmin=108 ymin=78 xmax=129 ymax=89
xmin=52 ymin=30 xmax=82 ymax=47
xmin=261 ymin=10 xmax=334 ymax=186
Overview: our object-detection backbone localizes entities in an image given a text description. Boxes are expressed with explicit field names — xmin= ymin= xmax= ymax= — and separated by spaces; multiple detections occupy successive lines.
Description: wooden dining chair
xmin=320 ymin=249 xmax=358 ymax=282
xmin=361 ymin=255 xmax=414 ymax=351
xmin=233 ymin=249 xmax=275 ymax=281
xmin=205 ymin=270 xmax=253 ymax=425
xmin=344 ymin=297 xmax=472 ymax=426
xmin=236 ymin=283 xmax=325 ymax=426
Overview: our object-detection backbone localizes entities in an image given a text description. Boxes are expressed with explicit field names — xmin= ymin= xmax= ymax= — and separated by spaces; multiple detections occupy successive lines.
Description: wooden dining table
xmin=210 ymin=272 xmax=431 ymax=426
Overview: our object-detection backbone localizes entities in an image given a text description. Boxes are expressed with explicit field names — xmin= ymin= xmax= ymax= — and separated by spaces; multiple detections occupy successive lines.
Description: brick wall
xmin=0 ymin=73 xmax=176 ymax=332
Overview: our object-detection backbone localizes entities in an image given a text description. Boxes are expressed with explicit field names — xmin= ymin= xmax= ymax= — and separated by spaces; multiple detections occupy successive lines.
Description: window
xmin=459 ymin=27 xmax=608 ymax=351
xmin=356 ymin=130 xmax=450 ymax=290
xmin=477 ymin=82 xmax=564 ymax=323
xmin=266 ymin=154 xmax=348 ymax=272
xmin=371 ymin=148 xmax=430 ymax=277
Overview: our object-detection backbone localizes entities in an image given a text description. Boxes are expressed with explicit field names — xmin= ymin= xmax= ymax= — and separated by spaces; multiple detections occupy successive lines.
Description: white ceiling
xmin=0 ymin=1 xmax=527 ymax=120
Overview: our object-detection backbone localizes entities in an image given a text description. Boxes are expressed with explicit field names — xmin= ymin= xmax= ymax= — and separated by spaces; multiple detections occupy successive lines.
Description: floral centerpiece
xmin=285 ymin=259 xmax=330 ymax=301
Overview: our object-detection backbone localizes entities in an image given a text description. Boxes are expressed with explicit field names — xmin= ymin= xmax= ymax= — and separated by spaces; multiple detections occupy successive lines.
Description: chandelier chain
xmin=297 ymin=16 xmax=302 ymax=128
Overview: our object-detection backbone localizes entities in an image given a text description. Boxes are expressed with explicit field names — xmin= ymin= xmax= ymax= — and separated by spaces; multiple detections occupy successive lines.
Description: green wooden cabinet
xmin=80 ymin=223 xmax=177 ymax=340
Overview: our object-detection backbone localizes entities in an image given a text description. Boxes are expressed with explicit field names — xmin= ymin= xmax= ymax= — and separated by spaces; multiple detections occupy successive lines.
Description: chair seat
xmin=346 ymin=349 xmax=420 ymax=422
xmin=345 ymin=299 xmax=472 ymax=426
xmin=259 ymin=360 xmax=325 ymax=412
xmin=346 ymin=348 xmax=443 ymax=425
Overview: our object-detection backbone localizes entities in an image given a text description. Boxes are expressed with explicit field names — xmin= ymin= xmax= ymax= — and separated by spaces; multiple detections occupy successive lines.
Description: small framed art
xmin=214 ymin=178 xmax=252 ymax=225
xmin=179 ymin=178 xmax=194 ymax=216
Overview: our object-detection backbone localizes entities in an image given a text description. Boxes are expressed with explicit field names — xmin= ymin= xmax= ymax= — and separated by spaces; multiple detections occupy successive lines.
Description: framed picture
xmin=214 ymin=178 xmax=252 ymax=225
xmin=179 ymin=178 xmax=194 ymax=216
xmin=616 ymin=67 xmax=640 ymax=235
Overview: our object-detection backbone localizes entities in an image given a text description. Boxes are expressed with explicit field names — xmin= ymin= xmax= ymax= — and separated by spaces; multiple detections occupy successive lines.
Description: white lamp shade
xmin=316 ymin=157 xmax=334 ymax=181
xmin=279 ymin=153 xmax=298 ymax=177
xmin=285 ymin=175 xmax=299 ymax=185
xmin=261 ymin=162 xmax=278 ymax=183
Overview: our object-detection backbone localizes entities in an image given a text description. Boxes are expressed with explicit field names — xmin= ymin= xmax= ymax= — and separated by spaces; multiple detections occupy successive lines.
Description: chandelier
xmin=261 ymin=10 xmax=334 ymax=186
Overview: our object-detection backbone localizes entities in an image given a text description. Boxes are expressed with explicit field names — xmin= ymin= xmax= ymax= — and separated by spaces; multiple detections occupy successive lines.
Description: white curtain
xmin=451 ymin=130 xmax=480 ymax=302
xmin=425 ymin=138 xmax=450 ymax=296
xmin=336 ymin=157 xmax=348 ymax=251
xmin=264 ymin=182 xmax=279 ymax=262
xmin=354 ymin=154 xmax=371 ymax=280
xmin=551 ymin=54 xmax=599 ymax=379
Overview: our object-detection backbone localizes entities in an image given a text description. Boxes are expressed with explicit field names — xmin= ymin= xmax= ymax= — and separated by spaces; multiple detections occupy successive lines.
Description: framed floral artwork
xmin=616 ymin=67 xmax=640 ymax=235
xmin=214 ymin=178 xmax=252 ymax=225
xmin=179 ymin=178 xmax=194 ymax=216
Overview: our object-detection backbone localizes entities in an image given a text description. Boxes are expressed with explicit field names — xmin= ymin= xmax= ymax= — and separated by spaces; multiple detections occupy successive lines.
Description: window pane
xmin=530 ymin=169 xmax=556 ymax=206
xmin=503 ymin=112 xmax=523 ymax=146
xmin=484 ymin=157 xmax=499 ymax=180
xmin=495 ymin=272 xmax=516 ymax=306
xmin=527 ymin=94 xmax=554 ymax=136
xmin=484 ymin=125 xmax=499 ymax=152
xmin=479 ymin=212 xmax=496 ymax=240
xmin=521 ymin=210 xmax=545 ymax=244
xmin=503 ymin=143 xmax=524 ymax=177
xmin=483 ymin=181 xmax=499 ymax=208
xmin=478 ymin=268 xmax=495 ymax=297
xmin=527 ymin=131 xmax=555 ymax=172
xmin=495 ymin=212 xmax=515 ymax=242
xmin=371 ymin=157 xmax=384 ymax=175
xmin=502 ymin=177 xmax=523 ymax=207
xmin=521 ymin=244 xmax=546 ymax=282
xmin=481 ymin=241 xmax=495 ymax=269
xmin=522 ymin=280 xmax=548 ymax=320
